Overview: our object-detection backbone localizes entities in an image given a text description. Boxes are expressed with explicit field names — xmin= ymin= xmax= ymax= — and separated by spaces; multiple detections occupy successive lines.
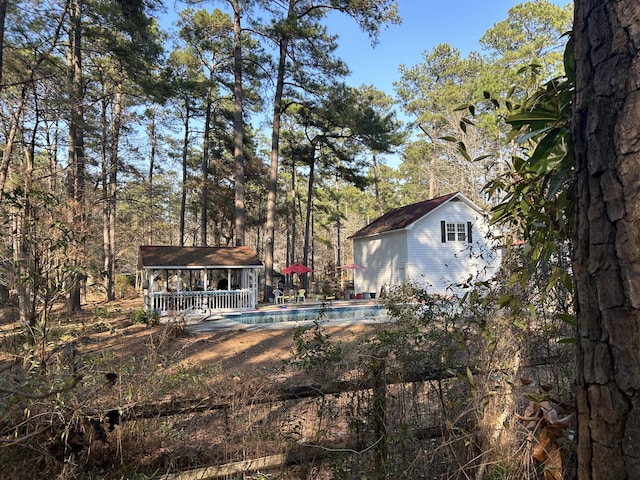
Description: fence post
xmin=372 ymin=350 xmax=388 ymax=480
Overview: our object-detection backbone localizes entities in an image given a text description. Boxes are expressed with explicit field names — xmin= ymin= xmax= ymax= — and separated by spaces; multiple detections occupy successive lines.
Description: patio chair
xmin=296 ymin=289 xmax=306 ymax=302
xmin=273 ymin=289 xmax=285 ymax=304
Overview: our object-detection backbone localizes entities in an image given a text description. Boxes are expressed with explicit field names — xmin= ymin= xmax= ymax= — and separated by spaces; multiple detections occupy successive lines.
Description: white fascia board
xmin=405 ymin=192 xmax=485 ymax=231
xmin=143 ymin=265 xmax=264 ymax=270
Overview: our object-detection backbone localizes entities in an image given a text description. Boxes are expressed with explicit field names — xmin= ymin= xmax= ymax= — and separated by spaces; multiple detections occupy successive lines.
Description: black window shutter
xmin=441 ymin=221 xmax=446 ymax=243
xmin=467 ymin=222 xmax=473 ymax=243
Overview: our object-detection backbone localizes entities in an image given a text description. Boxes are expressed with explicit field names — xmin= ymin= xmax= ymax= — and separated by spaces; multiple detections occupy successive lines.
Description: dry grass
xmin=0 ymin=295 xmax=576 ymax=480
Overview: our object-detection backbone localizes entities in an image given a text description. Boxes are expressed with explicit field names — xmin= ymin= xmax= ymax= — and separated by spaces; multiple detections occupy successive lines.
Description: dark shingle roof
xmin=138 ymin=246 xmax=263 ymax=269
xmin=349 ymin=192 xmax=460 ymax=239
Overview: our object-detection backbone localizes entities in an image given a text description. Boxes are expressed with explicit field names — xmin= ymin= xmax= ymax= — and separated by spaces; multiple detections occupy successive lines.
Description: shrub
xmin=115 ymin=274 xmax=135 ymax=298
xmin=128 ymin=309 xmax=160 ymax=326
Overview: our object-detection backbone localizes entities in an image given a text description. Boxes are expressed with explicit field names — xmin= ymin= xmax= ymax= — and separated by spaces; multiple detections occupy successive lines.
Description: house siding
xmin=407 ymin=200 xmax=499 ymax=294
xmin=353 ymin=229 xmax=407 ymax=296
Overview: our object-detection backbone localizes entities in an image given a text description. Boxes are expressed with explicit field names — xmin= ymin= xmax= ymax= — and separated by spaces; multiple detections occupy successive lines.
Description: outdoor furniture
xmin=296 ymin=289 xmax=306 ymax=302
xmin=273 ymin=289 xmax=284 ymax=304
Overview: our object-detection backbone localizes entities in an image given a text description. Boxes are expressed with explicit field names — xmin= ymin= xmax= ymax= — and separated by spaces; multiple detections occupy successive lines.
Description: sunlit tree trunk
xmin=180 ymin=101 xmax=191 ymax=247
xmin=201 ymin=82 xmax=213 ymax=246
xmin=264 ymin=35 xmax=288 ymax=302
xmin=231 ymin=0 xmax=246 ymax=247
xmin=572 ymin=1 xmax=640 ymax=478
xmin=0 ymin=86 xmax=25 ymax=193
xmin=0 ymin=0 xmax=6 ymax=87
xmin=302 ymin=140 xmax=318 ymax=287
xmin=102 ymin=88 xmax=121 ymax=301
xmin=146 ymin=106 xmax=157 ymax=246
xmin=16 ymin=108 xmax=38 ymax=331
xmin=371 ymin=152 xmax=382 ymax=217
xmin=66 ymin=0 xmax=85 ymax=313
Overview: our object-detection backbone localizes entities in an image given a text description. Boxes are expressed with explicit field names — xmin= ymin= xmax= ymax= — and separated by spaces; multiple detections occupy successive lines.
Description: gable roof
xmin=349 ymin=192 xmax=479 ymax=239
xmin=138 ymin=246 xmax=263 ymax=269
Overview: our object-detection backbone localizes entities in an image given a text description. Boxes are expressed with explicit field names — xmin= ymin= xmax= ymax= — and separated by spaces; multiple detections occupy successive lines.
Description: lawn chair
xmin=273 ymin=289 xmax=285 ymax=304
xmin=296 ymin=289 xmax=306 ymax=302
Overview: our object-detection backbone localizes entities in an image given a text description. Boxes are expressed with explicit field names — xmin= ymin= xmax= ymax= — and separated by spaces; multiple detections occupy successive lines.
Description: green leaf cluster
xmin=487 ymin=35 xmax=575 ymax=272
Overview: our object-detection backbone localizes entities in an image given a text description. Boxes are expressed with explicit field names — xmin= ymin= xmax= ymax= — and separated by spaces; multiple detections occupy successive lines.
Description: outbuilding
xmin=349 ymin=192 xmax=502 ymax=297
xmin=139 ymin=245 xmax=263 ymax=316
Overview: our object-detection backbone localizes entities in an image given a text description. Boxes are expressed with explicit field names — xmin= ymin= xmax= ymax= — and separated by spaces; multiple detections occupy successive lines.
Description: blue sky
xmin=160 ymin=1 xmax=571 ymax=167
xmin=321 ymin=0 xmax=572 ymax=167
xmin=327 ymin=0 xmax=572 ymax=97
xmin=163 ymin=1 xmax=571 ymax=98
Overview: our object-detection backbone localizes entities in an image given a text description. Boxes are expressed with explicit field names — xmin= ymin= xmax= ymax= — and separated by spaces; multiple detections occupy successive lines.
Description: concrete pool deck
xmin=177 ymin=299 xmax=388 ymax=332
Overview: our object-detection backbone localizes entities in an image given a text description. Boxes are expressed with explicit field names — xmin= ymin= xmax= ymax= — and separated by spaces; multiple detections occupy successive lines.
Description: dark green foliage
xmin=455 ymin=35 xmax=575 ymax=310
xmin=128 ymin=308 xmax=160 ymax=326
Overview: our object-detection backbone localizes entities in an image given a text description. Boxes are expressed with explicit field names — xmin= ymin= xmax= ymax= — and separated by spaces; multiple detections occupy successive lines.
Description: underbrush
xmin=0 ymin=273 xmax=576 ymax=479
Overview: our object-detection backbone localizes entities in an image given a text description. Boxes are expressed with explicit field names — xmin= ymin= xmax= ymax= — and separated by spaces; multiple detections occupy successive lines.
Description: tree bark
xmin=16 ymin=109 xmax=38 ymax=331
xmin=572 ymin=1 xmax=640 ymax=478
xmin=302 ymin=144 xmax=316 ymax=276
xmin=104 ymin=89 xmax=121 ymax=301
xmin=201 ymin=82 xmax=213 ymax=247
xmin=0 ymin=0 xmax=6 ymax=87
xmin=147 ymin=106 xmax=157 ymax=246
xmin=180 ymin=101 xmax=190 ymax=247
xmin=263 ymin=32 xmax=288 ymax=302
xmin=231 ymin=0 xmax=246 ymax=247
xmin=66 ymin=0 xmax=85 ymax=314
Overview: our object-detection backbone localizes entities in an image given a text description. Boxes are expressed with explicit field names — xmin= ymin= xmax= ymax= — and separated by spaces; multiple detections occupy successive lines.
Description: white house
xmin=348 ymin=192 xmax=502 ymax=297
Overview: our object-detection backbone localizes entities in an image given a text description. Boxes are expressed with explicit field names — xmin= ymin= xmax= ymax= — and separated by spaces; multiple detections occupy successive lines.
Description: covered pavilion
xmin=139 ymin=245 xmax=263 ymax=316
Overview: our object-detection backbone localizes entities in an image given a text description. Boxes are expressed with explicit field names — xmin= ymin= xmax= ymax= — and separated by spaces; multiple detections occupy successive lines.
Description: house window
xmin=445 ymin=222 xmax=465 ymax=241
xmin=446 ymin=223 xmax=456 ymax=241
xmin=441 ymin=221 xmax=473 ymax=243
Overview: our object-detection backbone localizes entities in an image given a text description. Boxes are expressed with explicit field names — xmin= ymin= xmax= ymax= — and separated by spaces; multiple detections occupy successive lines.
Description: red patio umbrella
xmin=281 ymin=263 xmax=313 ymax=274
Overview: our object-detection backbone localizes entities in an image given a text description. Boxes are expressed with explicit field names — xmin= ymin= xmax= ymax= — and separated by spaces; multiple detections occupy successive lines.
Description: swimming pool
xmin=188 ymin=303 xmax=389 ymax=332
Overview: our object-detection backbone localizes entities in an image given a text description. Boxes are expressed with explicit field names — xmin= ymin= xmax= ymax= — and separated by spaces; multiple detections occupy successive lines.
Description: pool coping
xmin=180 ymin=300 xmax=387 ymax=332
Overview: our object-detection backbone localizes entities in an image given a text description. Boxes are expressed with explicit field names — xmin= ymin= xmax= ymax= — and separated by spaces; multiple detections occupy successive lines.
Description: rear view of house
xmin=349 ymin=192 xmax=502 ymax=297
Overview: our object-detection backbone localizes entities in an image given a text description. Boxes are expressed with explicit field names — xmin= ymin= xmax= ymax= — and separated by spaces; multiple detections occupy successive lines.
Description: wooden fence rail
xmin=104 ymin=365 xmax=478 ymax=425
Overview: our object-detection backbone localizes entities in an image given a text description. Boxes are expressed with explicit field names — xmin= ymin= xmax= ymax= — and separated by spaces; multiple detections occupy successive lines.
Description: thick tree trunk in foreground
xmin=572 ymin=1 xmax=640 ymax=478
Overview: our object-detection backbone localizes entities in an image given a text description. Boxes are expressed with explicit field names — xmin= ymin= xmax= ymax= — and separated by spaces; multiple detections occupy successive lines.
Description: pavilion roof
xmin=138 ymin=246 xmax=263 ymax=269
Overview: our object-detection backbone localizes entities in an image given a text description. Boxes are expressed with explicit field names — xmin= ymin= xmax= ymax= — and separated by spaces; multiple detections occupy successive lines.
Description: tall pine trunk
xmin=102 ymin=89 xmax=121 ymax=301
xmin=232 ymin=0 xmax=246 ymax=247
xmin=16 ymin=111 xmax=38 ymax=333
xmin=66 ymin=0 xmax=85 ymax=314
xmin=147 ymin=107 xmax=157 ymax=246
xmin=264 ymin=34 xmax=288 ymax=302
xmin=201 ymin=82 xmax=213 ymax=246
xmin=302 ymin=141 xmax=317 ymax=283
xmin=180 ymin=101 xmax=190 ymax=247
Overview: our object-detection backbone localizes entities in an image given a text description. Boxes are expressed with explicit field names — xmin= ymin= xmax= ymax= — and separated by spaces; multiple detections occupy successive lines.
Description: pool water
xmin=188 ymin=303 xmax=389 ymax=332
xmin=228 ymin=304 xmax=387 ymax=325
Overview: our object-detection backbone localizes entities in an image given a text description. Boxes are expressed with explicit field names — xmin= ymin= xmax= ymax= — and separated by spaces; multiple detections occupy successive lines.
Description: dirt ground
xmin=0 ymin=295 xmax=376 ymax=384
xmin=0 ymin=296 xmax=385 ymax=479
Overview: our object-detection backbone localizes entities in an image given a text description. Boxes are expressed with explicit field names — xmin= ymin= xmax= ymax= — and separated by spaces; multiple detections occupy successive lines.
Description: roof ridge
xmin=348 ymin=192 xmax=461 ymax=239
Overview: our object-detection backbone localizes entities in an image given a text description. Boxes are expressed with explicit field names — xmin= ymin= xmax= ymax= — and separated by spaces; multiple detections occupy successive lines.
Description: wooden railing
xmin=146 ymin=289 xmax=255 ymax=315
